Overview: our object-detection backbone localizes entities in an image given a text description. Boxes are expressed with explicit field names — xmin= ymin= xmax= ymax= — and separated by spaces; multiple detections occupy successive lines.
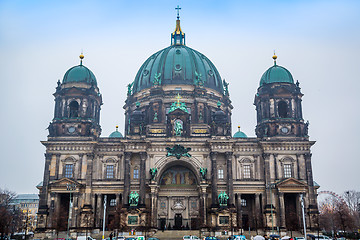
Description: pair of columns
xmin=123 ymin=152 xmax=147 ymax=205
xmin=210 ymin=152 xmax=234 ymax=205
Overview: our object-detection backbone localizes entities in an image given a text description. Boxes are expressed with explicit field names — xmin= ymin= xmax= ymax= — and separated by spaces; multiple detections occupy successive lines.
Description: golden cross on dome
xmin=175 ymin=5 xmax=181 ymax=19
xmin=176 ymin=93 xmax=182 ymax=106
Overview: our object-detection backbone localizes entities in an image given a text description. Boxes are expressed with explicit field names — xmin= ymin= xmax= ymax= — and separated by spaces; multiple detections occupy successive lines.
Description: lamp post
xmin=102 ymin=195 xmax=107 ymax=239
xmin=266 ymin=183 xmax=275 ymax=235
xmin=66 ymin=183 xmax=76 ymax=240
xmin=300 ymin=193 xmax=307 ymax=239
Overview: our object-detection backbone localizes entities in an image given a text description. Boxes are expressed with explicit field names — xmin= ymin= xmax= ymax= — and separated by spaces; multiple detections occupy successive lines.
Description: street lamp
xmin=300 ymin=193 xmax=307 ymax=239
xmin=266 ymin=183 xmax=275 ymax=235
xmin=66 ymin=183 xmax=76 ymax=240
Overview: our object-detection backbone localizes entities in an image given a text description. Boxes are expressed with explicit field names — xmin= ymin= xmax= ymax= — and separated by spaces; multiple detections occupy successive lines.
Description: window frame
xmin=218 ymin=169 xmax=224 ymax=179
xmin=105 ymin=165 xmax=114 ymax=179
xmin=284 ymin=163 xmax=292 ymax=178
xmin=64 ymin=164 xmax=74 ymax=178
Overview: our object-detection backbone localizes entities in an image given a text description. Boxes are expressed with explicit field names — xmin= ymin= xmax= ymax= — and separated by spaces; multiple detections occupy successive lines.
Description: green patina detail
xmin=153 ymin=112 xmax=158 ymax=121
xmin=149 ymin=168 xmax=158 ymax=181
xmin=194 ymin=71 xmax=205 ymax=87
xmin=127 ymin=82 xmax=134 ymax=96
xmin=217 ymin=101 xmax=221 ymax=107
xmin=223 ymin=79 xmax=229 ymax=96
xmin=200 ymin=167 xmax=207 ymax=180
xmin=153 ymin=72 xmax=162 ymax=86
xmin=169 ymin=101 xmax=188 ymax=114
xmin=129 ymin=191 xmax=139 ymax=206
xmin=218 ymin=191 xmax=229 ymax=206
xmin=136 ymin=102 xmax=140 ymax=107
xmin=174 ymin=120 xmax=183 ymax=136
xmin=166 ymin=144 xmax=191 ymax=159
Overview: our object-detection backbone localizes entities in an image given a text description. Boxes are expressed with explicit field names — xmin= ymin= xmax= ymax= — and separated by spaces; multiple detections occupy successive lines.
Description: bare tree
xmin=0 ymin=189 xmax=23 ymax=239
xmin=343 ymin=190 xmax=360 ymax=230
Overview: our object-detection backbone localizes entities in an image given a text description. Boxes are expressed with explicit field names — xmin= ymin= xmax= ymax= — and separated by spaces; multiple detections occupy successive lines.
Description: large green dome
xmin=260 ymin=56 xmax=294 ymax=86
xmin=63 ymin=63 xmax=97 ymax=86
xmin=132 ymin=44 xmax=223 ymax=94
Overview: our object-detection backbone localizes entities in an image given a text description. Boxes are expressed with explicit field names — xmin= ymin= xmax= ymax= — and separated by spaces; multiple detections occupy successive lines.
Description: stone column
xmin=149 ymin=184 xmax=158 ymax=227
xmin=200 ymin=184 xmax=208 ymax=226
xmin=279 ymin=192 xmax=285 ymax=228
xmin=55 ymin=153 xmax=61 ymax=180
xmin=96 ymin=194 xmax=102 ymax=227
xmin=78 ymin=154 xmax=83 ymax=180
xmin=304 ymin=153 xmax=316 ymax=205
xmin=236 ymin=194 xmax=242 ymax=229
xmin=123 ymin=152 xmax=132 ymax=205
xmin=139 ymin=152 xmax=147 ymax=205
xmin=38 ymin=153 xmax=52 ymax=224
xmin=85 ymin=153 xmax=94 ymax=206
xmin=116 ymin=194 xmax=120 ymax=206
xmin=210 ymin=152 xmax=218 ymax=205
xmin=225 ymin=152 xmax=234 ymax=205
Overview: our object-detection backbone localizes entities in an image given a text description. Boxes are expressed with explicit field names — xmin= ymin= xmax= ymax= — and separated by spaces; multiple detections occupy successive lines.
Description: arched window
xmin=69 ymin=101 xmax=79 ymax=118
xmin=278 ymin=101 xmax=288 ymax=118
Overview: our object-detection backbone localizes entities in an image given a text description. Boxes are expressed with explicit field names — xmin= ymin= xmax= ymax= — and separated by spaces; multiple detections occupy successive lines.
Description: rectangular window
xmin=241 ymin=199 xmax=247 ymax=207
xmin=64 ymin=164 xmax=73 ymax=178
xmin=243 ymin=165 xmax=251 ymax=179
xmin=110 ymin=199 xmax=116 ymax=206
xmin=284 ymin=164 xmax=292 ymax=178
xmin=219 ymin=216 xmax=229 ymax=225
xmin=218 ymin=169 xmax=224 ymax=179
xmin=106 ymin=165 xmax=114 ymax=179
xmin=128 ymin=216 xmax=138 ymax=225
xmin=133 ymin=169 xmax=139 ymax=179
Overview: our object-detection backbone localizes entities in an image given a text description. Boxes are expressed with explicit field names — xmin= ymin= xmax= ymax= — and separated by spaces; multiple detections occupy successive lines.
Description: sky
xmin=0 ymin=0 xmax=359 ymax=196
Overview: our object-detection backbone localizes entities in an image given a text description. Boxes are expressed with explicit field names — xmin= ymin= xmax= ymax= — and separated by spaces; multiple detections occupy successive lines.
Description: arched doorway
xmin=157 ymin=165 xmax=200 ymax=230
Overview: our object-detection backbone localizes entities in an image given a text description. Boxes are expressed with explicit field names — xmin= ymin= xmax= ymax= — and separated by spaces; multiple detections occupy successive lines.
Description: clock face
xmin=281 ymin=127 xmax=289 ymax=134
xmin=68 ymin=126 xmax=76 ymax=133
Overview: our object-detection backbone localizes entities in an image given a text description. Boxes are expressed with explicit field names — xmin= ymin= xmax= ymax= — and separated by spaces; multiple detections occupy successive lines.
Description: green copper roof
xmin=63 ymin=64 xmax=97 ymax=85
xmin=233 ymin=128 xmax=247 ymax=138
xmin=109 ymin=127 xmax=123 ymax=138
xmin=132 ymin=44 xmax=223 ymax=94
xmin=260 ymin=56 xmax=294 ymax=86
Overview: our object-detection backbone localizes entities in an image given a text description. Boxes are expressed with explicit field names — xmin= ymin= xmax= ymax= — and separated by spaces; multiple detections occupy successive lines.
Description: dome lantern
xmin=171 ymin=5 xmax=185 ymax=46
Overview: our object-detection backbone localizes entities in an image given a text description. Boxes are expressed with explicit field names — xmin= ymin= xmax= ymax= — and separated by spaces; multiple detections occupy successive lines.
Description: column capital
xmin=210 ymin=152 xmax=218 ymax=160
xmin=44 ymin=153 xmax=52 ymax=160
xmin=86 ymin=153 xmax=95 ymax=160
xmin=139 ymin=152 xmax=147 ymax=160
xmin=124 ymin=152 xmax=132 ymax=160
xmin=225 ymin=151 xmax=233 ymax=159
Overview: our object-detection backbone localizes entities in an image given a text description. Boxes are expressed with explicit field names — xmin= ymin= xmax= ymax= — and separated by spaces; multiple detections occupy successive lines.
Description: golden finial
xmin=79 ymin=52 xmax=84 ymax=65
xmin=116 ymin=125 xmax=119 ymax=129
xmin=272 ymin=51 xmax=277 ymax=65
xmin=238 ymin=126 xmax=241 ymax=131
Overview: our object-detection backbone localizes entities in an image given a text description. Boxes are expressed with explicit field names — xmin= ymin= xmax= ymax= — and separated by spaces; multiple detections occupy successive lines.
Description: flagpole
xmin=102 ymin=195 xmax=107 ymax=239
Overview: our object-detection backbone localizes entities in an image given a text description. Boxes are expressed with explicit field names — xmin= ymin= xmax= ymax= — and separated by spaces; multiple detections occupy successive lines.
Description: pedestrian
xmin=109 ymin=232 xmax=113 ymax=240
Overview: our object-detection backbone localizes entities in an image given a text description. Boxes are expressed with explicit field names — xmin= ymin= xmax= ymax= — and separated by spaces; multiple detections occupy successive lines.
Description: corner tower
xmin=48 ymin=54 xmax=102 ymax=138
xmin=254 ymin=54 xmax=308 ymax=138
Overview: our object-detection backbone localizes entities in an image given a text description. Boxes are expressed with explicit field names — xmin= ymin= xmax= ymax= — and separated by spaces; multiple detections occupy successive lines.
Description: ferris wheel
xmin=317 ymin=190 xmax=345 ymax=213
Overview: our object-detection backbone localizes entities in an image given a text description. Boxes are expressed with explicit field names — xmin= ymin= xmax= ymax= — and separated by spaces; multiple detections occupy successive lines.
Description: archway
xmin=157 ymin=164 xmax=200 ymax=230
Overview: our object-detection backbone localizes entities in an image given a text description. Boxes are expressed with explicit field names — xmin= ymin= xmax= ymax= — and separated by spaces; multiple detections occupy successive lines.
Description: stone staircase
xmin=153 ymin=230 xmax=201 ymax=240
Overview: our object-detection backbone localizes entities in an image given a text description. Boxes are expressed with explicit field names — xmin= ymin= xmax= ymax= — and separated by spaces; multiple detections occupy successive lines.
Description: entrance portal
xmin=174 ymin=213 xmax=182 ymax=229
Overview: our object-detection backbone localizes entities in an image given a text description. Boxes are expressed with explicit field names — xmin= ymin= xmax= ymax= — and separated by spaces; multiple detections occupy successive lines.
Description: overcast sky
xmin=0 ymin=0 xmax=359 ymax=196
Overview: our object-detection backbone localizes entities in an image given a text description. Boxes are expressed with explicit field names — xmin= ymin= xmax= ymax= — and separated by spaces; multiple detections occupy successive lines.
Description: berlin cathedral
xmin=36 ymin=11 xmax=319 ymax=235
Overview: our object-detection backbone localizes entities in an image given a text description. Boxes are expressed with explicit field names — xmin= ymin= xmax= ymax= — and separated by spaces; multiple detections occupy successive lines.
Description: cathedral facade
xmin=37 ymin=16 xmax=319 ymax=234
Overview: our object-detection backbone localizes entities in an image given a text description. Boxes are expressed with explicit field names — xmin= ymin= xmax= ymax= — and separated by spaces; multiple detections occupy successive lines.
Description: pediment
xmin=49 ymin=178 xmax=83 ymax=191
xmin=276 ymin=178 xmax=308 ymax=193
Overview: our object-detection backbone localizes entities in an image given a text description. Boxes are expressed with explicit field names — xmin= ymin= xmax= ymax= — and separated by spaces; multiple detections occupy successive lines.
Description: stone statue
xmin=218 ymin=191 xmax=229 ymax=206
xmin=129 ymin=191 xmax=139 ymax=206
xmin=200 ymin=167 xmax=207 ymax=180
xmin=174 ymin=119 xmax=183 ymax=136
xmin=127 ymin=82 xmax=134 ymax=96
xmin=150 ymin=168 xmax=158 ymax=181
xmin=153 ymin=112 xmax=158 ymax=121
xmin=194 ymin=71 xmax=205 ymax=87
xmin=223 ymin=79 xmax=229 ymax=96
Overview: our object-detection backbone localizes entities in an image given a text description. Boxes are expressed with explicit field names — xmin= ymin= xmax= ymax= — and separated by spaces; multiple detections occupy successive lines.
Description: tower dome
xmin=62 ymin=54 xmax=97 ymax=85
xmin=259 ymin=55 xmax=294 ymax=86
xmin=233 ymin=126 xmax=247 ymax=138
xmin=131 ymin=17 xmax=223 ymax=94
xmin=109 ymin=126 xmax=123 ymax=138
